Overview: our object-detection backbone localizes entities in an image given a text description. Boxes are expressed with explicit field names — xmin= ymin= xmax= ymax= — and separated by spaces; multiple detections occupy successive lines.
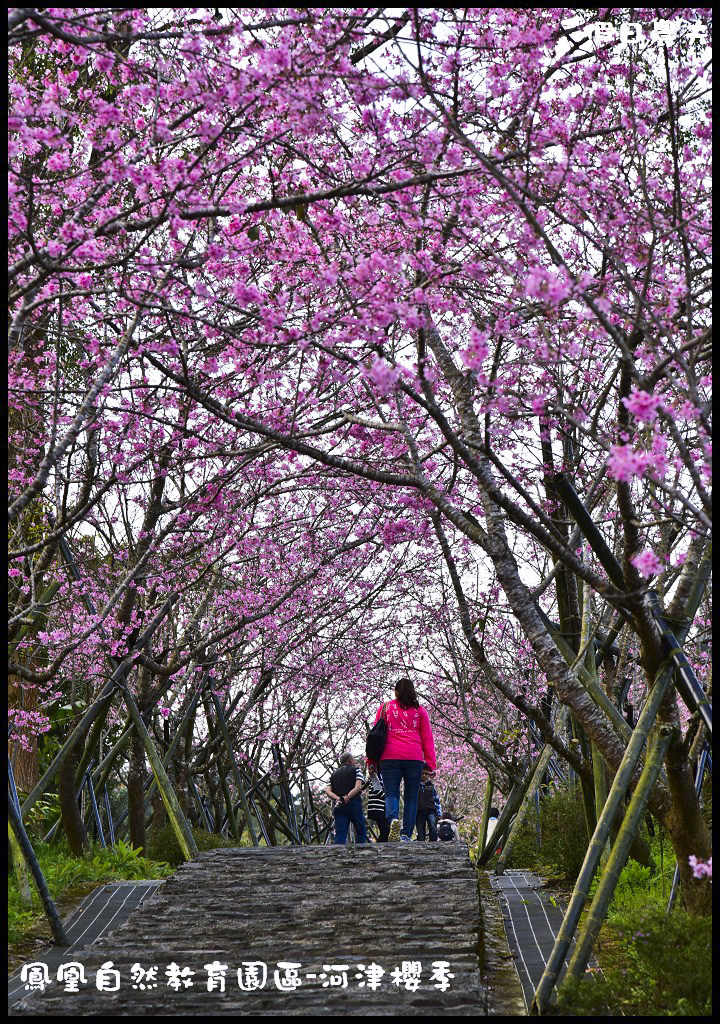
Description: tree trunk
xmin=658 ymin=709 xmax=712 ymax=914
xmin=128 ymin=728 xmax=146 ymax=852
xmin=8 ymin=677 xmax=40 ymax=793
xmin=128 ymin=664 xmax=151 ymax=852
xmin=151 ymin=788 xmax=167 ymax=831
xmin=58 ymin=735 xmax=88 ymax=855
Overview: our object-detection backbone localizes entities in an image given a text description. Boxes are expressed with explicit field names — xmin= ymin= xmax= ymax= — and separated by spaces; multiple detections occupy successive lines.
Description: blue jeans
xmin=381 ymin=759 xmax=423 ymax=838
xmin=333 ymin=797 xmax=367 ymax=844
xmin=416 ymin=811 xmax=438 ymax=841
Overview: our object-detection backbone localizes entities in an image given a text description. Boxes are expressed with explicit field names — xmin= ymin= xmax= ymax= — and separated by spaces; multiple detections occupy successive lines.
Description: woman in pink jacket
xmin=372 ymin=677 xmax=437 ymax=842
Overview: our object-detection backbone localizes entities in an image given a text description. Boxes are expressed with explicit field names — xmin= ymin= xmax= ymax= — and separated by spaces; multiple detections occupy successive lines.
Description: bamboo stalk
xmin=9 ymin=822 xmax=33 ymax=906
xmin=117 ymin=679 xmax=197 ymax=861
xmin=477 ymin=762 xmax=537 ymax=869
xmin=203 ymin=694 xmax=240 ymax=839
xmin=23 ymin=688 xmax=117 ymax=820
xmin=144 ymin=683 xmax=206 ymax=807
xmin=645 ymin=590 xmax=712 ymax=736
xmin=496 ymin=747 xmax=553 ymax=875
xmin=210 ymin=692 xmax=258 ymax=846
xmin=474 ymin=776 xmax=495 ymax=863
xmin=225 ymin=777 xmax=297 ymax=843
xmin=591 ymin=740 xmax=609 ymax=869
xmin=218 ymin=760 xmax=240 ymax=839
xmin=83 ymin=768 xmax=106 ymax=847
xmin=552 ymin=473 xmax=626 ymax=590
xmin=304 ymin=765 xmax=321 ymax=844
xmin=8 ymin=793 xmax=69 ymax=945
xmin=537 ymin=607 xmax=632 ymax=744
xmin=594 ymin=612 xmax=624 ymax=668
xmin=93 ymin=720 xmax=134 ymax=791
xmin=530 ymin=655 xmax=676 ymax=1016
xmin=566 ymin=725 xmax=675 ymax=980
xmin=580 ymin=572 xmax=609 ymax=866
xmin=571 ymin=721 xmax=598 ymax=841
xmin=103 ymin=784 xmax=115 ymax=845
xmin=43 ymin=723 xmax=132 ymax=843
xmin=76 ymin=703 xmax=114 ymax=788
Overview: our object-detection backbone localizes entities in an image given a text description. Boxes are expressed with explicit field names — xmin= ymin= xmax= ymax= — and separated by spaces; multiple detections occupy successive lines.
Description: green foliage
xmin=590 ymin=857 xmax=664 ymax=916
xmin=700 ymin=772 xmax=711 ymax=832
xmin=145 ymin=823 xmax=254 ymax=866
xmin=557 ymin=834 xmax=709 ymax=1016
xmin=584 ymin=829 xmax=676 ymax=921
xmin=557 ymin=907 xmax=712 ymax=1016
xmin=21 ymin=791 xmax=60 ymax=839
xmin=8 ymin=838 xmax=172 ymax=945
xmin=505 ymin=783 xmax=589 ymax=879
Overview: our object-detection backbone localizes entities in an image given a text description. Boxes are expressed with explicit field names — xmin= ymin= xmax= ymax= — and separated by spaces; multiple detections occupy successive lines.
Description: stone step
xmin=12 ymin=844 xmax=488 ymax=1016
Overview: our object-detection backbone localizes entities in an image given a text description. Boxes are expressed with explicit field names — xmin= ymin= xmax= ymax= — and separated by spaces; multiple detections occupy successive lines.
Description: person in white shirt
xmin=486 ymin=806 xmax=500 ymax=849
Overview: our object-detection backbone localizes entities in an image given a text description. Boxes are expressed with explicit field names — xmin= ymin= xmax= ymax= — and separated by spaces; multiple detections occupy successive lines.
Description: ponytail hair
xmin=395 ymin=677 xmax=420 ymax=710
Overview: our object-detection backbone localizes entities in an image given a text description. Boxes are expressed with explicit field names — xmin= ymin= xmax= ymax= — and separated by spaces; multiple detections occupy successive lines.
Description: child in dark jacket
xmin=415 ymin=765 xmax=442 ymax=841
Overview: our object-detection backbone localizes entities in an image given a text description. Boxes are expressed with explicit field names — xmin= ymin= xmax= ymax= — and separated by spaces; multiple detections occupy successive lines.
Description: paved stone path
xmin=12 ymin=845 xmax=489 ymax=1016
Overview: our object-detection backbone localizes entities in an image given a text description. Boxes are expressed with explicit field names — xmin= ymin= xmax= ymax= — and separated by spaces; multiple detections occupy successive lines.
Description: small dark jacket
xmin=416 ymin=780 xmax=441 ymax=816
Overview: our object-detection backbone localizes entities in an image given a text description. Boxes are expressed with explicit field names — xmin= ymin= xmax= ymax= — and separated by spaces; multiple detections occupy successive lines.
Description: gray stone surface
xmin=12 ymin=844 xmax=489 ymax=1016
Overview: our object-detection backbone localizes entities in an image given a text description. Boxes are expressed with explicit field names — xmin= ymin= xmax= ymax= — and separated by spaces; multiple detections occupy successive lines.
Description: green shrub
xmin=557 ymin=836 xmax=708 ymax=1016
xmin=145 ymin=823 xmax=253 ymax=866
xmin=18 ymin=791 xmax=61 ymax=840
xmin=557 ymin=906 xmax=711 ymax=1016
xmin=506 ymin=783 xmax=589 ymax=879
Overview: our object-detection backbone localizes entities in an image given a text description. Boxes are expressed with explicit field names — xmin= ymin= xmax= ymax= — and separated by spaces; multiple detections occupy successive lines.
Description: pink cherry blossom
xmin=606 ymin=445 xmax=652 ymax=482
xmin=688 ymin=855 xmax=712 ymax=880
xmin=621 ymin=387 xmax=663 ymax=423
xmin=630 ymin=549 xmax=665 ymax=578
xmin=6 ymin=9 xmax=711 ymax=904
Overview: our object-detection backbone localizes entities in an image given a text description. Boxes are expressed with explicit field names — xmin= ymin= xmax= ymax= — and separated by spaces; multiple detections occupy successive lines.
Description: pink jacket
xmin=373 ymin=699 xmax=436 ymax=773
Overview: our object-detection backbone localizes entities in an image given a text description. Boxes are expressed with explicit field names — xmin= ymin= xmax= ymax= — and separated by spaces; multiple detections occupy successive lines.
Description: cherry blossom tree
xmin=8 ymin=8 xmax=711 ymax=909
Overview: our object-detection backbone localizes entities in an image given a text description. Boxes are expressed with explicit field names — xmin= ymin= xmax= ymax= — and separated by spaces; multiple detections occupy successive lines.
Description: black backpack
xmin=438 ymin=820 xmax=455 ymax=841
xmin=365 ymin=703 xmax=388 ymax=763
xmin=330 ymin=764 xmax=357 ymax=798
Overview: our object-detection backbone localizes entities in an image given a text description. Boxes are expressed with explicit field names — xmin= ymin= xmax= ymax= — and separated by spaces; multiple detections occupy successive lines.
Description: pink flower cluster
xmin=460 ymin=327 xmax=490 ymax=369
xmin=688 ymin=855 xmax=712 ymax=880
xmin=382 ymin=519 xmax=416 ymax=548
xmin=621 ymin=387 xmax=663 ymax=423
xmin=606 ymin=444 xmax=652 ymax=482
xmin=364 ymin=357 xmax=398 ymax=396
xmin=524 ymin=266 xmax=572 ymax=304
xmin=629 ymin=549 xmax=664 ymax=578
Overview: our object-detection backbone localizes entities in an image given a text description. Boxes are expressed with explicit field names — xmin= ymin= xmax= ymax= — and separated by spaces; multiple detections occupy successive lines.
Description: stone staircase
xmin=13 ymin=844 xmax=490 ymax=1016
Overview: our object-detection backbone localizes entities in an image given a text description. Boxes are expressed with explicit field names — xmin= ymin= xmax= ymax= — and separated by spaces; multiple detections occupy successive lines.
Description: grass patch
xmin=555 ymin=836 xmax=710 ymax=1016
xmin=8 ymin=837 xmax=172 ymax=947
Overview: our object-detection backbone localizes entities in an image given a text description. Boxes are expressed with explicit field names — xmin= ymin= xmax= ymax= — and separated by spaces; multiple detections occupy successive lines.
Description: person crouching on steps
xmin=416 ymin=764 xmax=442 ymax=841
xmin=325 ymin=752 xmax=367 ymax=845
xmin=373 ymin=677 xmax=436 ymax=842
xmin=366 ymin=765 xmax=390 ymax=842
